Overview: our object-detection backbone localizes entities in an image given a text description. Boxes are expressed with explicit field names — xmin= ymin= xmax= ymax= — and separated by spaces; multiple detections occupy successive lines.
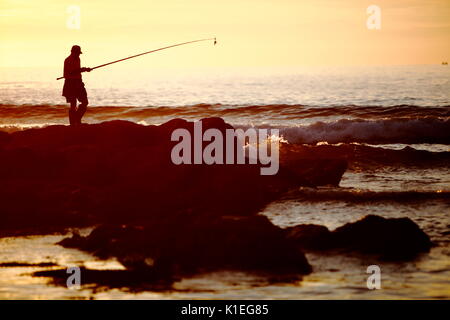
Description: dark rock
xmin=60 ymin=214 xmax=312 ymax=277
xmin=0 ymin=262 xmax=57 ymax=267
xmin=33 ymin=267 xmax=175 ymax=292
xmin=279 ymin=144 xmax=347 ymax=187
xmin=0 ymin=118 xmax=347 ymax=281
xmin=285 ymin=224 xmax=332 ymax=251
xmin=332 ymin=215 xmax=433 ymax=260
xmin=0 ymin=118 xmax=347 ymax=233
xmin=285 ymin=215 xmax=433 ymax=260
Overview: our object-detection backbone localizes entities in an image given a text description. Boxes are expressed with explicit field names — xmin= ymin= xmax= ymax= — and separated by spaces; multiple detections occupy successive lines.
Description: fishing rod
xmin=56 ymin=37 xmax=217 ymax=80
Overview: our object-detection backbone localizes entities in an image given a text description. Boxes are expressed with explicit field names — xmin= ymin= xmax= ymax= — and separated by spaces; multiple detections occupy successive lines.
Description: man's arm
xmin=63 ymin=58 xmax=91 ymax=78
xmin=63 ymin=59 xmax=70 ymax=78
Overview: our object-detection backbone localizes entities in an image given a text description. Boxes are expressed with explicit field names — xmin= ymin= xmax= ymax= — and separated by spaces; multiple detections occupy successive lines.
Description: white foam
xmin=251 ymin=118 xmax=450 ymax=144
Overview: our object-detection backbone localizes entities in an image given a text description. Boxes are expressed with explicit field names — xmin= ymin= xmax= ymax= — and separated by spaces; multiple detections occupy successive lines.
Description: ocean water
xmin=0 ymin=65 xmax=449 ymax=299
xmin=1 ymin=65 xmax=449 ymax=108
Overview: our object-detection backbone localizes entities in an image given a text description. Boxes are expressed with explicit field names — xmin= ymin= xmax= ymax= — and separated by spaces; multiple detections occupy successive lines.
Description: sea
xmin=0 ymin=64 xmax=449 ymax=299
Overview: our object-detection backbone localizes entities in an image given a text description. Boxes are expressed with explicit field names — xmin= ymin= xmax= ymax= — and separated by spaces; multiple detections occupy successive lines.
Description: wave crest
xmin=274 ymin=118 xmax=450 ymax=144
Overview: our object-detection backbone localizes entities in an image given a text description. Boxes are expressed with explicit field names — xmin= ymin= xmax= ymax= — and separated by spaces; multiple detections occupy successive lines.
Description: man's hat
xmin=71 ymin=45 xmax=82 ymax=54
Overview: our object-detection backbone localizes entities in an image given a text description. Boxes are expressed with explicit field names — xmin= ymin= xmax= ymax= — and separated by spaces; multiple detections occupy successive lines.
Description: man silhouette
xmin=62 ymin=45 xmax=91 ymax=126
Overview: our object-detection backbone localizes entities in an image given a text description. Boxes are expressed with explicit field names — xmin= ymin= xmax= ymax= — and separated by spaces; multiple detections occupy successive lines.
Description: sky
xmin=0 ymin=0 xmax=449 ymax=68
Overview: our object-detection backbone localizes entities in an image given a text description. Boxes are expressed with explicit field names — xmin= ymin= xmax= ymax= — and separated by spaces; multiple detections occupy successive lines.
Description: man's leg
xmin=76 ymin=84 xmax=89 ymax=125
xmin=69 ymin=99 xmax=77 ymax=126
xmin=76 ymin=99 xmax=88 ymax=125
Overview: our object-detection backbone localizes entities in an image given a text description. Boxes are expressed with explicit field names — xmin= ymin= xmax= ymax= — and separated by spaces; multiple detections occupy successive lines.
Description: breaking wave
xmin=272 ymin=118 xmax=450 ymax=144
xmin=1 ymin=104 xmax=449 ymax=144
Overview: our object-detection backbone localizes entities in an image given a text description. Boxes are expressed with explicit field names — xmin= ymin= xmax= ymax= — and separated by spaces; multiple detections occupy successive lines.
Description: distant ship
xmin=442 ymin=62 xmax=448 ymax=65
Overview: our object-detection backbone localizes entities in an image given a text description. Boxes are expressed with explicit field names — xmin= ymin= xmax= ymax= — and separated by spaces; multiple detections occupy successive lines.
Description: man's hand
xmin=81 ymin=67 xmax=92 ymax=72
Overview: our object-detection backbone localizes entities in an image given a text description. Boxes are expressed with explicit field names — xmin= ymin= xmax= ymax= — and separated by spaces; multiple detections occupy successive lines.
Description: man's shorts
xmin=62 ymin=79 xmax=88 ymax=104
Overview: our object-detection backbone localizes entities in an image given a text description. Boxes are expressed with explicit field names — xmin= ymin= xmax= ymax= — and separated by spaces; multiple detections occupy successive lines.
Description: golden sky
xmin=1 ymin=0 xmax=449 ymax=68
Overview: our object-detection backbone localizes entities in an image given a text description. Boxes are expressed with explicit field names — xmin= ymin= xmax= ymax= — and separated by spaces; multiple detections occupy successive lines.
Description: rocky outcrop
xmin=0 ymin=118 xmax=347 ymax=235
xmin=285 ymin=215 xmax=433 ymax=260
xmin=0 ymin=118 xmax=346 ymax=279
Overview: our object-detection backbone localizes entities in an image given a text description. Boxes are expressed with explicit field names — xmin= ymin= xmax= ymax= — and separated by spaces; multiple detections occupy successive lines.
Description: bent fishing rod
xmin=56 ymin=37 xmax=217 ymax=80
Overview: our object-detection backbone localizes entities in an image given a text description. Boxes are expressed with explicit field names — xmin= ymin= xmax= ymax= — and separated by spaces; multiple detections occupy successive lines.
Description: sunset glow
xmin=1 ymin=0 xmax=449 ymax=68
